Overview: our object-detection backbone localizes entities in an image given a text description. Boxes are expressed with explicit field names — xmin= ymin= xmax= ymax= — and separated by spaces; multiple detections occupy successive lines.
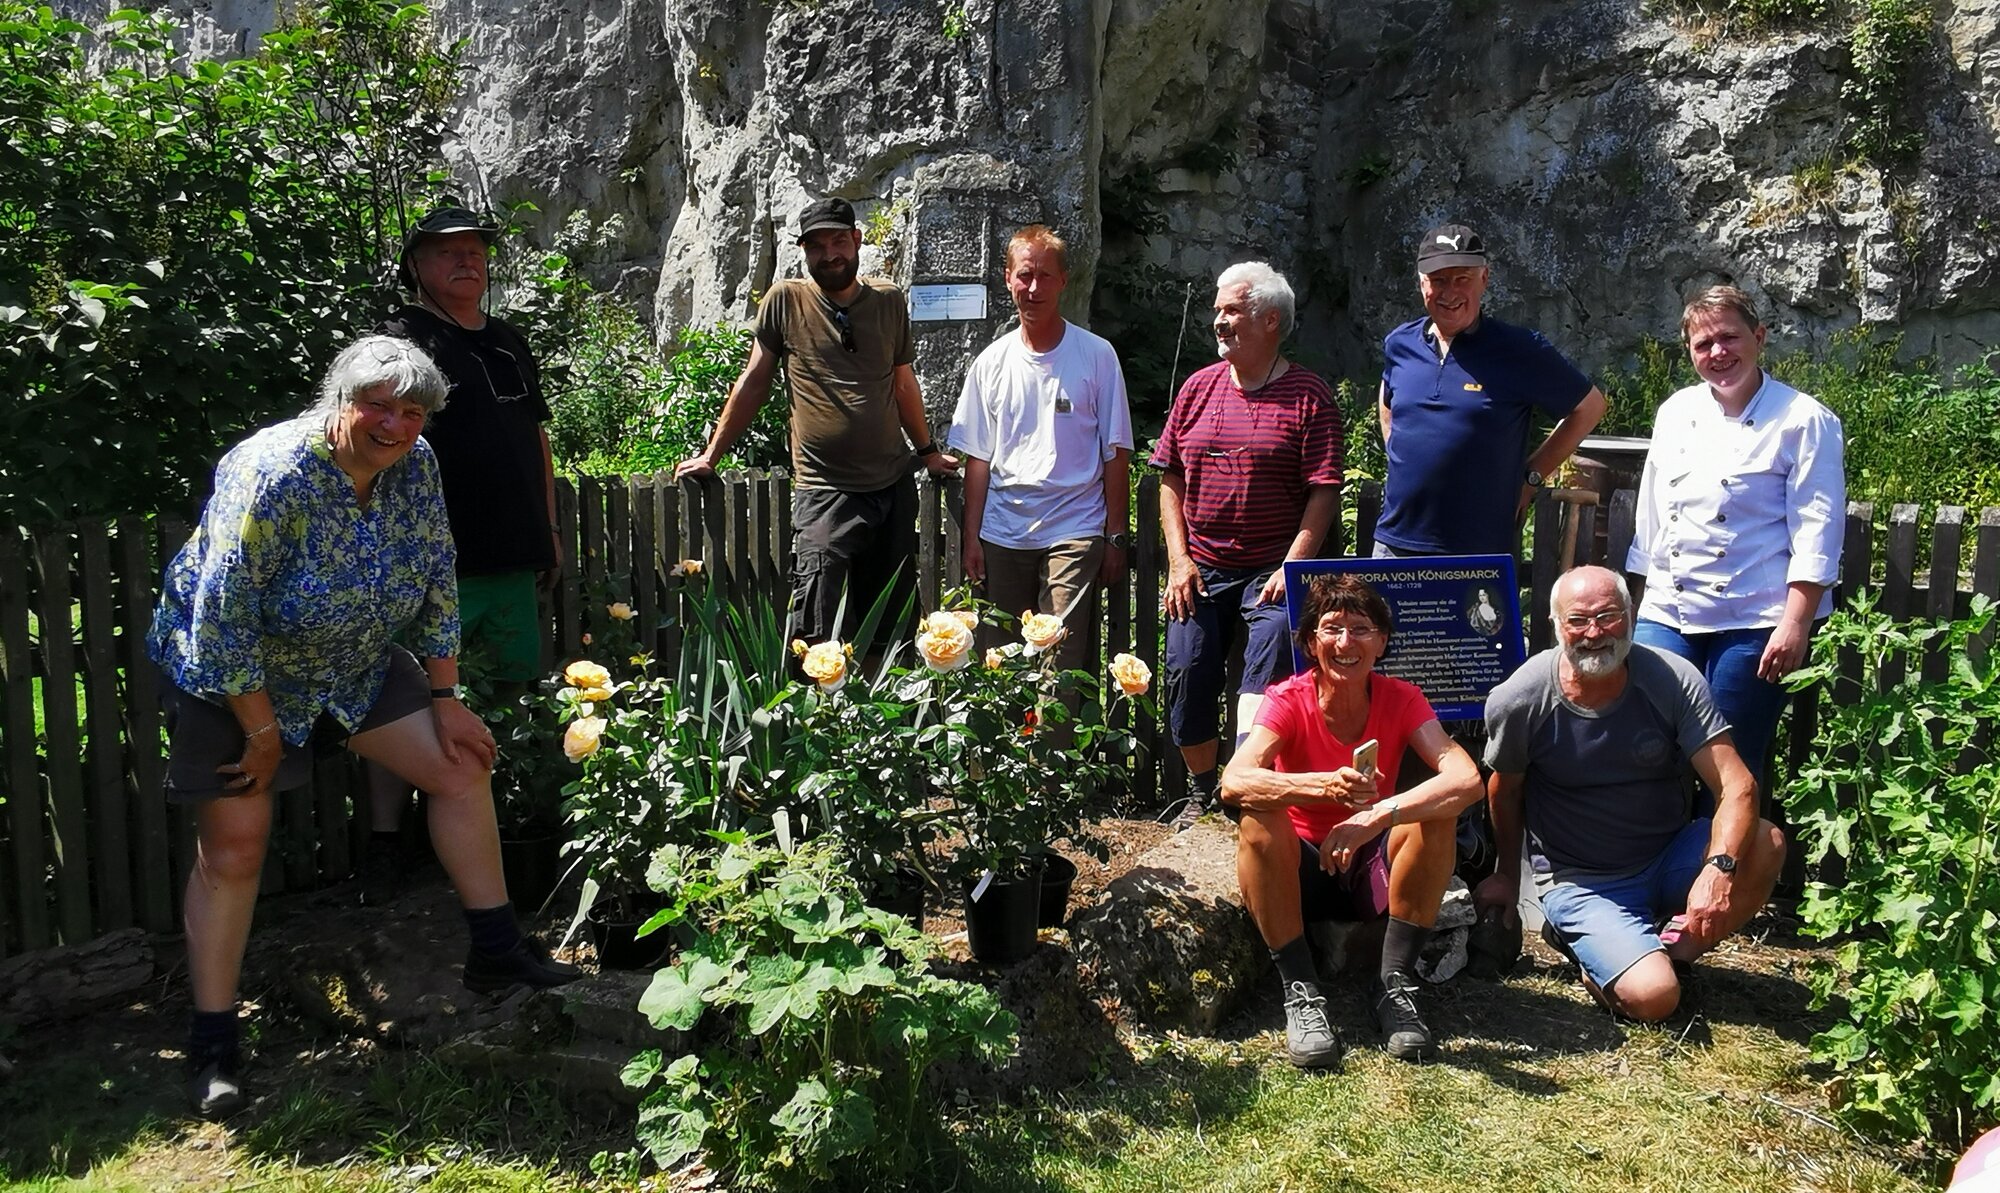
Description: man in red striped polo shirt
xmin=1153 ymin=262 xmax=1344 ymax=829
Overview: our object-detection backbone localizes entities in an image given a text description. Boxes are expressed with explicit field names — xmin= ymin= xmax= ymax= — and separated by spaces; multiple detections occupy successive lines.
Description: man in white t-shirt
xmin=948 ymin=224 xmax=1135 ymax=674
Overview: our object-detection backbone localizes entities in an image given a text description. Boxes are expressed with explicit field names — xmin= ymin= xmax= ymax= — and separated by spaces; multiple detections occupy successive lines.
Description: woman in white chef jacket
xmin=1625 ymin=285 xmax=1845 ymax=813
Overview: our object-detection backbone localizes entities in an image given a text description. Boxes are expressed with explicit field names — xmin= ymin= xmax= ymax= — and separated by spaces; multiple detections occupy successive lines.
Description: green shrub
xmin=1783 ymin=594 xmax=2000 ymax=1142
xmin=0 ymin=0 xmax=456 ymax=525
xmin=623 ymin=837 xmax=1017 ymax=1188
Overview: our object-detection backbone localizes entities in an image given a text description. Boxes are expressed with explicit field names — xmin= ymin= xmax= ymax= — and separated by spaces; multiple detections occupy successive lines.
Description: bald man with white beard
xmin=1476 ymin=566 xmax=1786 ymax=1021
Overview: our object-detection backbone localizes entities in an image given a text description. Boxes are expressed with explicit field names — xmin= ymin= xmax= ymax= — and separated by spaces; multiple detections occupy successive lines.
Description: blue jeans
xmin=1632 ymin=621 xmax=1790 ymax=816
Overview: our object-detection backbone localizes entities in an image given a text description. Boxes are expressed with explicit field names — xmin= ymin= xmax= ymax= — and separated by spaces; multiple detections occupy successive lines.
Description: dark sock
xmin=1190 ymin=768 xmax=1219 ymax=805
xmin=1381 ymin=917 xmax=1430 ymax=980
xmin=370 ymin=829 xmax=400 ymax=854
xmin=189 ymin=1008 xmax=239 ymax=1062
xmin=1272 ymin=934 xmax=1319 ymax=988
xmin=463 ymin=902 xmax=524 ymax=959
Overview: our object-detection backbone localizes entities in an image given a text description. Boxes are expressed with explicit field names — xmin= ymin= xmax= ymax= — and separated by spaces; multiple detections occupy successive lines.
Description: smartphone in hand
xmin=1351 ymin=738 xmax=1379 ymax=779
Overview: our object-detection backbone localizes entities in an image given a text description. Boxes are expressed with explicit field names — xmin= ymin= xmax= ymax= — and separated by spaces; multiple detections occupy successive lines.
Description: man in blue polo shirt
xmin=1375 ymin=224 xmax=1607 ymax=558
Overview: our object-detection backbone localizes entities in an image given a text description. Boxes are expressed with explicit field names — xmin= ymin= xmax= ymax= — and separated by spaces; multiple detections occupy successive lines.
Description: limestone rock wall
xmin=66 ymin=0 xmax=2000 ymax=416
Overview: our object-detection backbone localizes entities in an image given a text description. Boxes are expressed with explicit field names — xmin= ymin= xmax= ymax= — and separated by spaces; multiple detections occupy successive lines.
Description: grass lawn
xmin=0 ymin=916 xmax=1940 ymax=1193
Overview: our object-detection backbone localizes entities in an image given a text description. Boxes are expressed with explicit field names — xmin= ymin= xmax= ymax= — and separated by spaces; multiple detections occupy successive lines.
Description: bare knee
xmin=1606 ymin=953 xmax=1681 ymax=1022
xmin=196 ymin=827 xmax=268 ymax=887
xmin=1237 ymin=811 xmax=1300 ymax=868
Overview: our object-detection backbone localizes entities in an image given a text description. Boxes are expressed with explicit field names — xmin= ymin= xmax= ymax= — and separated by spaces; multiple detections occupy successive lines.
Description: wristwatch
xmin=913 ymin=441 xmax=942 ymax=457
xmin=1108 ymin=532 xmax=1135 ymax=550
xmin=1705 ymin=853 xmax=1737 ymax=874
xmin=1524 ymin=468 xmax=1546 ymax=489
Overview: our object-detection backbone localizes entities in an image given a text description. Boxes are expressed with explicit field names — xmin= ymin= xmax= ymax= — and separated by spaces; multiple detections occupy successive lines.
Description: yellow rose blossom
xmin=671 ymin=558 xmax=704 ymax=577
xmin=564 ymin=660 xmax=611 ymax=689
xmin=985 ymin=648 xmax=1005 ymax=670
xmin=951 ymin=609 xmax=978 ymax=634
xmin=1109 ymin=652 xmax=1153 ymax=696
xmin=1021 ymin=611 xmax=1066 ymax=654
xmin=562 ymin=716 xmax=607 ymax=762
xmin=916 ymin=610 xmax=973 ymax=672
xmin=578 ymin=685 xmax=614 ymax=703
xmin=800 ymin=640 xmax=849 ymax=690
xmin=606 ymin=602 xmax=635 ymax=621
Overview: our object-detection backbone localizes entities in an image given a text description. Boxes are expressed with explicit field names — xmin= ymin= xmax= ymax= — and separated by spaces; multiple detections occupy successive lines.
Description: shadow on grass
xmin=928 ymin=1045 xmax=1270 ymax=1191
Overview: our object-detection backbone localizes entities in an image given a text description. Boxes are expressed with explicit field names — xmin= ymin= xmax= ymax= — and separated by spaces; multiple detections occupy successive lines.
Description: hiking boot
xmin=187 ymin=1049 xmax=246 ymax=1121
xmin=1281 ymin=980 xmax=1344 ymax=1070
xmin=1170 ymin=793 xmax=1209 ymax=832
xmin=1370 ymin=970 xmax=1434 ymax=1061
xmin=463 ymin=936 xmax=583 ymax=995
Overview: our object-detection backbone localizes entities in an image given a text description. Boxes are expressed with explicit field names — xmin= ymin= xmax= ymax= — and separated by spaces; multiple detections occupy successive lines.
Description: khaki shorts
xmin=162 ymin=648 xmax=431 ymax=802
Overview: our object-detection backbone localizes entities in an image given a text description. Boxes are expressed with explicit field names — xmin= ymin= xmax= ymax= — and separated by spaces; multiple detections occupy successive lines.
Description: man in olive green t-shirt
xmin=677 ymin=197 xmax=958 ymax=648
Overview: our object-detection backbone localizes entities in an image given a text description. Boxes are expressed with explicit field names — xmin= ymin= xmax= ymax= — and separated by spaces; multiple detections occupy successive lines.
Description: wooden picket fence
xmin=2 ymin=474 xmax=1997 ymax=958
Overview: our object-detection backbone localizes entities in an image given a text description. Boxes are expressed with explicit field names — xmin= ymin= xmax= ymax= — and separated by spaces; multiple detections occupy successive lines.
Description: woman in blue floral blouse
xmin=149 ymin=335 xmax=578 ymax=1120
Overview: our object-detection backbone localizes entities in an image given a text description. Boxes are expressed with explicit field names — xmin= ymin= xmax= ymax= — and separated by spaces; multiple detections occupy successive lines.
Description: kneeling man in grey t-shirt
xmin=1474 ymin=566 xmax=1787 ymax=1022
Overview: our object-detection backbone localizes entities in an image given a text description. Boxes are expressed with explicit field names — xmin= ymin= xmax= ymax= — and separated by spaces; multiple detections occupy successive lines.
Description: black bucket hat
xmin=397 ymin=206 xmax=500 ymax=289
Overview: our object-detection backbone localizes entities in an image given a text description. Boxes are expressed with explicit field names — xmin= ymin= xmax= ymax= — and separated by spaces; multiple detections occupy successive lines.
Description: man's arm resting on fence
xmin=676 ymin=341 xmax=780 ymax=480
xmin=1518 ymin=386 xmax=1608 ymax=519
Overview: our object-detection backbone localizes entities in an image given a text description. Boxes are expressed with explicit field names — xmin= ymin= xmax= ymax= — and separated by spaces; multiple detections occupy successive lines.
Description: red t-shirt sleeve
xmin=1254 ymin=676 xmax=1305 ymax=742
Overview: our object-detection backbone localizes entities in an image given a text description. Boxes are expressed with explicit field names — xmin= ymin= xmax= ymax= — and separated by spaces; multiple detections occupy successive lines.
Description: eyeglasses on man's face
xmin=1560 ymin=609 xmax=1626 ymax=631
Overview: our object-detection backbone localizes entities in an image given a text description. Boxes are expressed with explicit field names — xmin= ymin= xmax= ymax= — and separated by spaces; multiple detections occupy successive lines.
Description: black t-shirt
xmin=378 ymin=306 xmax=554 ymax=575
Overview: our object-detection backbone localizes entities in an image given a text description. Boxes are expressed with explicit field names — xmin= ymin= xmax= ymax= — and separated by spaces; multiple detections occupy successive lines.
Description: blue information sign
xmin=1281 ymin=554 xmax=1527 ymax=721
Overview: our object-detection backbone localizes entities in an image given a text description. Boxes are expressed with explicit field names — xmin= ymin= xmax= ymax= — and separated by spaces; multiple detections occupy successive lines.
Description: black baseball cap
xmin=796 ymin=197 xmax=858 ymax=240
xmin=1417 ymin=223 xmax=1488 ymax=272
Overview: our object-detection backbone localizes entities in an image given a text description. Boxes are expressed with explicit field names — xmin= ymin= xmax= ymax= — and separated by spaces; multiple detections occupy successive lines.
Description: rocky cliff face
xmin=78 ymin=0 xmax=2000 ymax=415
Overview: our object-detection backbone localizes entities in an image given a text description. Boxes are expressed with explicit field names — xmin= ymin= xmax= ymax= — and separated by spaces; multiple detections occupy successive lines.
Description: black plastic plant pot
xmin=588 ymin=903 xmax=669 ymax=971
xmin=1037 ymin=852 xmax=1078 ymax=928
xmin=962 ymin=858 xmax=1045 ymax=965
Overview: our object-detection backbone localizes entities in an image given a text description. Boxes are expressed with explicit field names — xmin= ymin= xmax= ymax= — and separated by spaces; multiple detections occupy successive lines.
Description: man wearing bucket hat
xmin=677 ymin=196 xmax=957 ymax=650
xmin=366 ymin=206 xmax=560 ymax=895
xmin=1374 ymin=223 xmax=1607 ymax=559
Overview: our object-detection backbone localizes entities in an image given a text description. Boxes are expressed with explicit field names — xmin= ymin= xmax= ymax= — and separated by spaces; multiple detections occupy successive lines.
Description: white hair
xmin=1550 ymin=566 xmax=1634 ymax=620
xmin=1216 ymin=260 xmax=1296 ymax=339
xmin=308 ymin=335 xmax=450 ymax=419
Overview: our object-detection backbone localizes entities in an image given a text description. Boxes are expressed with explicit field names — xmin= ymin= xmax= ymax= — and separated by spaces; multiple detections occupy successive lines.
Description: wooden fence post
xmin=117 ymin=517 xmax=172 ymax=934
xmin=77 ymin=522 xmax=131 ymax=932
xmin=0 ymin=529 xmax=48 ymax=953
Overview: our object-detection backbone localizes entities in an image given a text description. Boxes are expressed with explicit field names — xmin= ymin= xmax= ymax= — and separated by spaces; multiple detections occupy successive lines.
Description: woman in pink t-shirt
xmin=1222 ymin=573 xmax=1481 ymax=1068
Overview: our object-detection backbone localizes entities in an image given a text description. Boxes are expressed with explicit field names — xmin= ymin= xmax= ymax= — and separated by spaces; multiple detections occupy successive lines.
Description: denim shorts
xmin=1538 ymin=818 xmax=1712 ymax=989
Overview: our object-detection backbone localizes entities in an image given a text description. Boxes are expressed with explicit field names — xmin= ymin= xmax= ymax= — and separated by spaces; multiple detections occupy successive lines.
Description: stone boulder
xmin=1069 ymin=818 xmax=1266 ymax=1032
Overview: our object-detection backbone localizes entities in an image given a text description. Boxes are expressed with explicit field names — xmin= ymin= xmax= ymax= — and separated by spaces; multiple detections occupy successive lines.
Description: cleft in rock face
xmin=1069 ymin=819 xmax=1267 ymax=1033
